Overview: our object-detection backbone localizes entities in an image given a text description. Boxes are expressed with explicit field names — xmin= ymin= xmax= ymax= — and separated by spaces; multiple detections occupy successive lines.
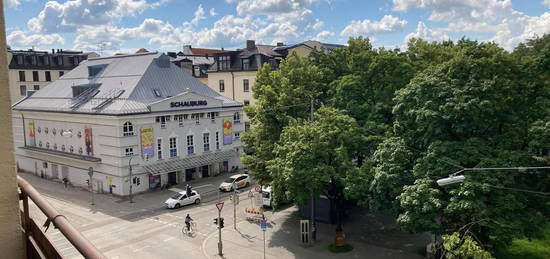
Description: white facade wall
xmin=12 ymin=105 xmax=244 ymax=196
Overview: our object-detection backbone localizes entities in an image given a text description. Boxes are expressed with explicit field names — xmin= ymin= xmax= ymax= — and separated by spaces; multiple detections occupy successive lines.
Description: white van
xmin=262 ymin=186 xmax=272 ymax=207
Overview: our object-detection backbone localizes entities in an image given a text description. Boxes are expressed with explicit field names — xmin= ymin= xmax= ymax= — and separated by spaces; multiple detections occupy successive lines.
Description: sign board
xmin=248 ymin=190 xmax=254 ymax=198
xmin=216 ymin=202 xmax=224 ymax=211
xmin=254 ymin=193 xmax=262 ymax=208
xmin=255 ymin=185 xmax=261 ymax=192
xmin=260 ymin=219 xmax=267 ymax=231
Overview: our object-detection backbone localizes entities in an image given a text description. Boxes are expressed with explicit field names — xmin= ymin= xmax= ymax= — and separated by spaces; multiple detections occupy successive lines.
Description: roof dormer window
xmin=88 ymin=65 xmax=106 ymax=77
xmin=153 ymin=89 xmax=162 ymax=97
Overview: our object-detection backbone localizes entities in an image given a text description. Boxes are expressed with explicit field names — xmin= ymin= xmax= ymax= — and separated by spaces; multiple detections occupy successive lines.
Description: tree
xmin=442 ymin=232 xmax=494 ymax=259
xmin=268 ymin=107 xmax=363 ymax=238
xmin=242 ymin=54 xmax=325 ymax=185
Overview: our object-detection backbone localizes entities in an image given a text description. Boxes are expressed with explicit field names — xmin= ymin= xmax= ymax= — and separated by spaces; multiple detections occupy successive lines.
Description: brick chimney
xmin=246 ymin=40 xmax=256 ymax=51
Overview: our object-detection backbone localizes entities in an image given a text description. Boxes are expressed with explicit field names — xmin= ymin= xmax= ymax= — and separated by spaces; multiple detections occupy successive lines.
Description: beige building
xmin=7 ymin=48 xmax=98 ymax=104
xmin=169 ymin=45 xmax=228 ymax=85
xmin=205 ymin=40 xmax=344 ymax=128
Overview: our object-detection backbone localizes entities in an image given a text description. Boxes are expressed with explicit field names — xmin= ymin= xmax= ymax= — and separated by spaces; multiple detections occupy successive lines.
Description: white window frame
xmin=215 ymin=131 xmax=220 ymax=150
xmin=243 ymin=79 xmax=249 ymax=92
xmin=125 ymin=147 xmax=134 ymax=156
xmin=233 ymin=112 xmax=241 ymax=124
xmin=187 ymin=135 xmax=194 ymax=154
xmin=157 ymin=138 xmax=163 ymax=160
xmin=169 ymin=137 xmax=178 ymax=158
xmin=123 ymin=122 xmax=134 ymax=136
xmin=203 ymin=133 xmax=210 ymax=152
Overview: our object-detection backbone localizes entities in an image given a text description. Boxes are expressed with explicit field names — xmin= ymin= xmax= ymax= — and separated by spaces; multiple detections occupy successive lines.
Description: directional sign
xmin=216 ymin=202 xmax=224 ymax=211
xmin=255 ymin=185 xmax=261 ymax=192
xmin=260 ymin=219 xmax=267 ymax=231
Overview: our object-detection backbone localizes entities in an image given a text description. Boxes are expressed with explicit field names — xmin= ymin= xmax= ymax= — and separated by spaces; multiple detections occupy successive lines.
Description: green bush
xmin=498 ymin=224 xmax=550 ymax=259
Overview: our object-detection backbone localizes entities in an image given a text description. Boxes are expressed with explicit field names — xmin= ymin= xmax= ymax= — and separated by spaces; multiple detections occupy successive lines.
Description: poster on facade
xmin=84 ymin=127 xmax=93 ymax=156
xmin=223 ymin=119 xmax=233 ymax=145
xmin=28 ymin=121 xmax=36 ymax=146
xmin=27 ymin=121 xmax=36 ymax=146
xmin=140 ymin=127 xmax=154 ymax=159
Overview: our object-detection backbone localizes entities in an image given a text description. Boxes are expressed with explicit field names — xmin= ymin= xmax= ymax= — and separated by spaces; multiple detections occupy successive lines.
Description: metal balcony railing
xmin=18 ymin=176 xmax=105 ymax=259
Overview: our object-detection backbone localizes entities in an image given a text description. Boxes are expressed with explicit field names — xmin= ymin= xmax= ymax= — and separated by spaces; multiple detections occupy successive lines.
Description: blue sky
xmin=5 ymin=0 xmax=550 ymax=54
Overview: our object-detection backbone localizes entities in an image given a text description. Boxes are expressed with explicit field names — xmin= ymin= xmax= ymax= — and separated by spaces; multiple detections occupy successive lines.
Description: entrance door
xmin=168 ymin=172 xmax=177 ymax=185
xmin=51 ymin=164 xmax=59 ymax=179
xmin=185 ymin=168 xmax=195 ymax=182
xmin=202 ymin=165 xmax=209 ymax=178
xmin=223 ymin=161 xmax=228 ymax=173
xmin=61 ymin=166 xmax=69 ymax=179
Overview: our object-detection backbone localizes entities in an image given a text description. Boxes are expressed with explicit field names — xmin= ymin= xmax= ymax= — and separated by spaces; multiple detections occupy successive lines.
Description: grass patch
xmin=328 ymin=244 xmax=354 ymax=253
xmin=498 ymin=224 xmax=550 ymax=259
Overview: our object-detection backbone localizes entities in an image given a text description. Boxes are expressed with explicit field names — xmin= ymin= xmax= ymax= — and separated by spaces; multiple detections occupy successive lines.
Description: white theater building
xmin=12 ymin=52 xmax=244 ymax=196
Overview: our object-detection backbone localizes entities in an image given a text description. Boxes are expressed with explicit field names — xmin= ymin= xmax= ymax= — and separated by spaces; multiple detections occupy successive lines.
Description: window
xmin=57 ymin=56 xmax=63 ymax=65
xmin=187 ymin=135 xmax=194 ymax=154
xmin=78 ymin=147 xmax=83 ymax=154
xmin=207 ymin=112 xmax=219 ymax=122
xmin=195 ymin=114 xmax=200 ymax=125
xmin=69 ymin=146 xmax=74 ymax=153
xmin=219 ymin=55 xmax=231 ymax=70
xmin=234 ymin=132 xmax=240 ymax=139
xmin=244 ymin=100 xmax=250 ymax=106
xmin=155 ymin=116 xmax=170 ymax=128
xmin=88 ymin=65 xmax=105 ymax=77
xmin=203 ymin=133 xmax=210 ymax=152
xmin=59 ymin=71 xmax=64 ymax=77
xmin=215 ymin=132 xmax=220 ymax=150
xmin=61 ymin=145 xmax=66 ymax=152
xmin=33 ymin=71 xmax=39 ymax=81
xmin=53 ymin=144 xmax=58 ymax=150
xmin=219 ymin=80 xmax=225 ymax=92
xmin=193 ymin=66 xmax=201 ymax=77
xmin=233 ymin=112 xmax=241 ymax=124
xmin=125 ymin=147 xmax=134 ymax=156
xmin=123 ymin=122 xmax=134 ymax=136
xmin=17 ymin=55 xmax=23 ymax=65
xmin=43 ymin=56 xmax=50 ymax=65
xmin=46 ymin=142 xmax=50 ymax=149
xmin=245 ymin=122 xmax=250 ymax=132
xmin=20 ymin=85 xmax=26 ymax=96
xmin=45 ymin=71 xmax=51 ymax=81
xmin=157 ymin=138 xmax=162 ymax=159
xmin=174 ymin=114 xmax=184 ymax=127
xmin=31 ymin=56 xmax=37 ymax=65
xmin=169 ymin=137 xmax=177 ymax=157
xmin=242 ymin=58 xmax=249 ymax=70
xmin=34 ymin=85 xmax=40 ymax=91
xmin=243 ymin=79 xmax=249 ymax=92
xmin=19 ymin=71 xmax=25 ymax=81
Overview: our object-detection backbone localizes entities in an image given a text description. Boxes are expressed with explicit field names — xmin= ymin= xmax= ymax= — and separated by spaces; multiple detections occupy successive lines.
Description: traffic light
xmin=213 ymin=218 xmax=218 ymax=226
xmin=137 ymin=178 xmax=140 ymax=186
xmin=220 ymin=217 xmax=224 ymax=228
xmin=86 ymin=179 xmax=90 ymax=185
xmin=133 ymin=177 xmax=136 ymax=184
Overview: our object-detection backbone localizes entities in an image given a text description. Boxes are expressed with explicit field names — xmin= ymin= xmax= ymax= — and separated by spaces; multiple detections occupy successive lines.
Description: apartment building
xmin=7 ymin=48 xmax=99 ymax=104
xmin=12 ymin=52 xmax=244 ymax=196
xmin=170 ymin=45 xmax=228 ymax=84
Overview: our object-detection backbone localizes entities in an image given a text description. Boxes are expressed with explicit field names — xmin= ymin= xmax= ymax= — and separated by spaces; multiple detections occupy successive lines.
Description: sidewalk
xmin=203 ymin=206 xmax=427 ymax=259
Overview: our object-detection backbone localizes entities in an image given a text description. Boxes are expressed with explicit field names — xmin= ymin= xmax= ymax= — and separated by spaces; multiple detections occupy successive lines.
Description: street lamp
xmin=437 ymin=166 xmax=550 ymax=187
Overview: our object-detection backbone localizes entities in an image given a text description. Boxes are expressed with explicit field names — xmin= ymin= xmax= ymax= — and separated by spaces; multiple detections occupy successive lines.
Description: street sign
xmin=216 ymin=202 xmax=224 ymax=211
xmin=248 ymin=190 xmax=254 ymax=198
xmin=260 ymin=219 xmax=267 ymax=231
xmin=255 ymin=185 xmax=261 ymax=192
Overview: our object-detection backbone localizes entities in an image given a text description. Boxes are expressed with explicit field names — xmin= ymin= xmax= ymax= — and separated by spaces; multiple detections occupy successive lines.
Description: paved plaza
xmin=21 ymin=172 xmax=429 ymax=259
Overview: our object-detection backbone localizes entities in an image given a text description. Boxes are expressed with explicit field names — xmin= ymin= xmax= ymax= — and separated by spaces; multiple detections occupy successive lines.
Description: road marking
xmin=163 ymin=237 xmax=175 ymax=242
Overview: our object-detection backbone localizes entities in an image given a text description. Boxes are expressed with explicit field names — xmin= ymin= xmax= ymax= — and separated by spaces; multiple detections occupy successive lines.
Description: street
xmin=21 ymin=172 xmax=428 ymax=259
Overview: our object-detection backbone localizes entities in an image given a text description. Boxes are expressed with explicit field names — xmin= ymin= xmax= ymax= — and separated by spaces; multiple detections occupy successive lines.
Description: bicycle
xmin=182 ymin=221 xmax=197 ymax=237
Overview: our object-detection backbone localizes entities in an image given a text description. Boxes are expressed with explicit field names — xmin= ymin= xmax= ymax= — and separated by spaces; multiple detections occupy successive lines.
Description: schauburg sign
xmin=170 ymin=100 xmax=208 ymax=108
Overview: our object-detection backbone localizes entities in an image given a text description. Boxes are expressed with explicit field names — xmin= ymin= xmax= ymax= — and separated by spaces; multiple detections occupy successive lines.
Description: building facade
xmin=7 ymin=49 xmax=98 ymax=104
xmin=12 ymin=52 xmax=244 ymax=196
xmin=169 ymin=45 xmax=227 ymax=85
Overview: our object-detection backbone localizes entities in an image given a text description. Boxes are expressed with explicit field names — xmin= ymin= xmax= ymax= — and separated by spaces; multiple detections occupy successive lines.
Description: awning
xmin=142 ymin=150 xmax=237 ymax=175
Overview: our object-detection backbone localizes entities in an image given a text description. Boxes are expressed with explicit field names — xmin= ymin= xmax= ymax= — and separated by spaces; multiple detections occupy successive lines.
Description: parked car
xmin=219 ymin=174 xmax=250 ymax=192
xmin=165 ymin=190 xmax=201 ymax=209
xmin=262 ymin=185 xmax=272 ymax=207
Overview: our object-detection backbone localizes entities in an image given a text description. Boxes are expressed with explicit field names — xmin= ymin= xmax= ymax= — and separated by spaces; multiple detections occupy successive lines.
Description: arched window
xmin=123 ymin=122 xmax=134 ymax=136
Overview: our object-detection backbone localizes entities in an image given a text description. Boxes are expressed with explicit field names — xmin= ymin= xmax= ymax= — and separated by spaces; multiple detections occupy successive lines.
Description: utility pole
xmin=217 ymin=190 xmax=223 ymax=256
xmin=129 ymin=155 xmax=134 ymax=203
xmin=310 ymin=97 xmax=316 ymax=241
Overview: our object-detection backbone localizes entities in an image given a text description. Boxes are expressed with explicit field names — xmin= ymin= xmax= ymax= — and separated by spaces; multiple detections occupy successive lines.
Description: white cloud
xmin=310 ymin=19 xmax=324 ymax=30
xmin=5 ymin=0 xmax=21 ymax=8
xmin=27 ymin=0 xmax=161 ymax=33
xmin=313 ymin=30 xmax=334 ymax=41
xmin=191 ymin=4 xmax=206 ymax=25
xmin=394 ymin=0 xmax=550 ymax=50
xmin=404 ymin=21 xmax=449 ymax=43
xmin=544 ymin=0 xmax=550 ymax=8
xmin=226 ymin=0 xmax=317 ymax=16
xmin=341 ymin=15 xmax=407 ymax=36
xmin=7 ymin=30 xmax=65 ymax=47
xmin=210 ymin=8 xmax=217 ymax=16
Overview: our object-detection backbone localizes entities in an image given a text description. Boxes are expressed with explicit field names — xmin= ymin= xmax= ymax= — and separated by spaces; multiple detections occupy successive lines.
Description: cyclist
xmin=185 ymin=214 xmax=193 ymax=232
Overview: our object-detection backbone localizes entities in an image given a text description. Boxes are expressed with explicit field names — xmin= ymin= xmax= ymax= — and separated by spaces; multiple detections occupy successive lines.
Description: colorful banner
xmin=223 ymin=119 xmax=233 ymax=145
xmin=140 ymin=127 xmax=154 ymax=159
xmin=28 ymin=121 xmax=36 ymax=146
xmin=84 ymin=127 xmax=93 ymax=156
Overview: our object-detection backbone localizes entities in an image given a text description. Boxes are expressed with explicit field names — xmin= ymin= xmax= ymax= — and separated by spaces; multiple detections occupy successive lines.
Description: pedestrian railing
xmin=18 ymin=176 xmax=105 ymax=259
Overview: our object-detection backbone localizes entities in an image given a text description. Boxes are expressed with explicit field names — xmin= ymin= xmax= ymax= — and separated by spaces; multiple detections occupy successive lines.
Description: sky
xmin=4 ymin=0 xmax=550 ymax=55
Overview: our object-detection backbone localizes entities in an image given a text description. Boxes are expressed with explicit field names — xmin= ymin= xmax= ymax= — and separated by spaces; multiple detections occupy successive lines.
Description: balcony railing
xmin=18 ymin=176 xmax=105 ymax=259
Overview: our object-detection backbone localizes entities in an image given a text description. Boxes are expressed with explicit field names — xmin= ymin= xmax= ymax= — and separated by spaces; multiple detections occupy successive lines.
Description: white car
xmin=219 ymin=174 xmax=251 ymax=192
xmin=165 ymin=190 xmax=200 ymax=209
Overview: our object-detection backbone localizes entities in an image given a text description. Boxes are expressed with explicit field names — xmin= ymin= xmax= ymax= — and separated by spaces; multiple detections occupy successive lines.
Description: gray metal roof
xmin=171 ymin=55 xmax=214 ymax=65
xmin=13 ymin=52 xmax=240 ymax=115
